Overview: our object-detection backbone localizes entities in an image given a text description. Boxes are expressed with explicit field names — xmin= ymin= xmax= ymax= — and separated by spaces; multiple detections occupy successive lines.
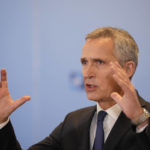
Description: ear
xmin=124 ymin=61 xmax=135 ymax=79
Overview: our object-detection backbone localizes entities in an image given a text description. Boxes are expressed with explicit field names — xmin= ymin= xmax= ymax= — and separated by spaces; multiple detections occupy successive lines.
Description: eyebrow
xmin=80 ymin=57 xmax=105 ymax=63
xmin=80 ymin=57 xmax=86 ymax=61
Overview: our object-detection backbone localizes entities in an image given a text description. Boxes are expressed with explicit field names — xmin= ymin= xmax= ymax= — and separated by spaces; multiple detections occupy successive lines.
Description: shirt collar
xmin=96 ymin=103 xmax=122 ymax=121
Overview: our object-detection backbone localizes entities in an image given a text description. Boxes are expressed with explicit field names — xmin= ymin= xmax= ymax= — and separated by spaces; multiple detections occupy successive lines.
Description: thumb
xmin=111 ymin=92 xmax=122 ymax=105
xmin=11 ymin=96 xmax=31 ymax=112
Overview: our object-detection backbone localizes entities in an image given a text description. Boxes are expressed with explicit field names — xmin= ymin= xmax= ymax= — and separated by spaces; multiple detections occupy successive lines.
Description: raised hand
xmin=0 ymin=69 xmax=30 ymax=123
xmin=110 ymin=62 xmax=143 ymax=121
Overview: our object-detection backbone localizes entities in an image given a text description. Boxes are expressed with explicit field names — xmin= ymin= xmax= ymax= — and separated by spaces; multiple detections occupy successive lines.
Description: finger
xmin=0 ymin=69 xmax=8 ymax=88
xmin=110 ymin=62 xmax=127 ymax=80
xmin=0 ymin=81 xmax=8 ymax=88
xmin=11 ymin=96 xmax=31 ymax=112
xmin=1 ymin=68 xmax=7 ymax=81
xmin=110 ymin=61 xmax=122 ymax=72
xmin=113 ymin=61 xmax=123 ymax=69
xmin=112 ymin=74 xmax=129 ymax=92
xmin=111 ymin=92 xmax=123 ymax=106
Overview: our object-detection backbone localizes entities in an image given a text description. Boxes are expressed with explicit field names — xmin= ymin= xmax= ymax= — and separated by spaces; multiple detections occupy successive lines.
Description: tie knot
xmin=97 ymin=111 xmax=107 ymax=122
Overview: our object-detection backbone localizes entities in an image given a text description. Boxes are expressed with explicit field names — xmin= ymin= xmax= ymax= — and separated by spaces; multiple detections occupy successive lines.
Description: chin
xmin=86 ymin=95 xmax=101 ymax=102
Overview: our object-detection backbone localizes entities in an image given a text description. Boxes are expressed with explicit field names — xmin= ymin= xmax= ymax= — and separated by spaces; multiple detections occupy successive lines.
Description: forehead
xmin=81 ymin=37 xmax=116 ymax=59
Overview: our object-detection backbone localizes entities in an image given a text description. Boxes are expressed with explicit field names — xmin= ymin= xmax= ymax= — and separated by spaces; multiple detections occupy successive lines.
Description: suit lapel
xmin=103 ymin=112 xmax=131 ymax=150
xmin=77 ymin=106 xmax=96 ymax=150
xmin=103 ymin=93 xmax=147 ymax=150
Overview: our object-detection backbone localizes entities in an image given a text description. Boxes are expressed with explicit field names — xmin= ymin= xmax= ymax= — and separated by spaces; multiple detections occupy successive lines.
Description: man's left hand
xmin=110 ymin=61 xmax=143 ymax=121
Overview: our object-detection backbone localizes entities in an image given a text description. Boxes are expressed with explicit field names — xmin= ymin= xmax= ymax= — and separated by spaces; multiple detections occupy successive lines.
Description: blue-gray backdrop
xmin=0 ymin=0 xmax=150 ymax=149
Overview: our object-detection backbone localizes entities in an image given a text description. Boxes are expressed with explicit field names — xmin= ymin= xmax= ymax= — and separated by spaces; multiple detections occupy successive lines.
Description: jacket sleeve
xmin=145 ymin=118 xmax=150 ymax=140
xmin=0 ymin=121 xmax=22 ymax=150
xmin=28 ymin=122 xmax=63 ymax=150
xmin=134 ymin=118 xmax=150 ymax=150
xmin=0 ymin=120 xmax=64 ymax=150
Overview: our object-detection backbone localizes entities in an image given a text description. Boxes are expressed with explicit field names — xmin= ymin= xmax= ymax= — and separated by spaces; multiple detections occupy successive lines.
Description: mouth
xmin=85 ymin=83 xmax=97 ymax=91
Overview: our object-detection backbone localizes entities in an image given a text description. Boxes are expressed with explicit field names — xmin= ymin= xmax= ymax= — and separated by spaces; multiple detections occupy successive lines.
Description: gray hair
xmin=85 ymin=27 xmax=139 ymax=70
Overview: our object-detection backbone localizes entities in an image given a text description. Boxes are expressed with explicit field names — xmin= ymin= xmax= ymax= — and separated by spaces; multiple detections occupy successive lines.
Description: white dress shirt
xmin=90 ymin=103 xmax=122 ymax=150
xmin=0 ymin=118 xmax=9 ymax=129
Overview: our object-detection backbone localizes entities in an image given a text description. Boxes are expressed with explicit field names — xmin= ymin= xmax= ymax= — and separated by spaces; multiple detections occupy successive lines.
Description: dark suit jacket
xmin=0 ymin=96 xmax=150 ymax=150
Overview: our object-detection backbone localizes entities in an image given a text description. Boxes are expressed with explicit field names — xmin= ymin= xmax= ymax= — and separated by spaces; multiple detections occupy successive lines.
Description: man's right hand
xmin=0 ymin=68 xmax=30 ymax=123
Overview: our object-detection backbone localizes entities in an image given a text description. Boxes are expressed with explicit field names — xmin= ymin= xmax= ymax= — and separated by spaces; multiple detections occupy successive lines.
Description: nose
xmin=82 ymin=64 xmax=95 ymax=79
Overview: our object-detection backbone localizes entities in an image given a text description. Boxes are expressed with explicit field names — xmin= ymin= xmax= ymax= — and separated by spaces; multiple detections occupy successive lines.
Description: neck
xmin=98 ymin=99 xmax=116 ymax=110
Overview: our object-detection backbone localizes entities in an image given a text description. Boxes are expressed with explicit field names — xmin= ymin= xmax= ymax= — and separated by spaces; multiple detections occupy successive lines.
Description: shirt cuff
xmin=136 ymin=124 xmax=148 ymax=133
xmin=0 ymin=118 xmax=9 ymax=129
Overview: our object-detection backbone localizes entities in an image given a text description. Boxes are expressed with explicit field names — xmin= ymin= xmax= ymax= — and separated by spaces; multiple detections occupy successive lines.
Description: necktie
xmin=93 ymin=111 xmax=107 ymax=150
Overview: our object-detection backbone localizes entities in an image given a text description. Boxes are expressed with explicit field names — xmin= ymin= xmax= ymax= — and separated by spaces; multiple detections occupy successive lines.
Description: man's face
xmin=81 ymin=37 xmax=122 ymax=104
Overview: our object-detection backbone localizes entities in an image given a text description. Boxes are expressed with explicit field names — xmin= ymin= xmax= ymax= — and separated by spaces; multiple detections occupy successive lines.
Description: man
xmin=0 ymin=27 xmax=150 ymax=150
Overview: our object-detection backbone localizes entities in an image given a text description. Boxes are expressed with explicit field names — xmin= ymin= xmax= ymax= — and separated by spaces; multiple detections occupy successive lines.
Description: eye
xmin=95 ymin=59 xmax=104 ymax=64
xmin=81 ymin=59 xmax=87 ymax=65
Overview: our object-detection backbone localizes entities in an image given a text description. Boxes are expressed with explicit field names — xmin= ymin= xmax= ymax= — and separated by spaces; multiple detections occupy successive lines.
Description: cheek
xmin=82 ymin=67 xmax=87 ymax=78
xmin=97 ymin=69 xmax=112 ymax=83
xmin=106 ymin=76 xmax=121 ymax=93
xmin=99 ymin=73 xmax=116 ymax=90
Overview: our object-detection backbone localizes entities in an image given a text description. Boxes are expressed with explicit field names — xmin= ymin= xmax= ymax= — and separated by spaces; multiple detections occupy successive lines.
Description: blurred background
xmin=0 ymin=0 xmax=150 ymax=149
